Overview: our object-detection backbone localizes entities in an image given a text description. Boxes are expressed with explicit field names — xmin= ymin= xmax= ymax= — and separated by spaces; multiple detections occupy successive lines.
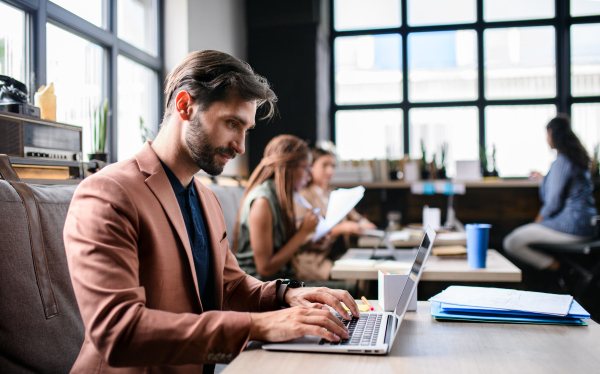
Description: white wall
xmin=163 ymin=0 xmax=249 ymax=177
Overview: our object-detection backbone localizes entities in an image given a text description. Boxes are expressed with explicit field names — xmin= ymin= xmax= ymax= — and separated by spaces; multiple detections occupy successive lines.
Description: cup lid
xmin=465 ymin=223 xmax=492 ymax=229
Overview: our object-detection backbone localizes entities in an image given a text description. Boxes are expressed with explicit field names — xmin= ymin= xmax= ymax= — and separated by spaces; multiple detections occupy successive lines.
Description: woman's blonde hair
xmin=233 ymin=135 xmax=310 ymax=252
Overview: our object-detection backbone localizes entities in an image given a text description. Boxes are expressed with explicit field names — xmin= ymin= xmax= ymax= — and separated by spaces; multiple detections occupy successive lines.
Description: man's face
xmin=184 ymin=96 xmax=256 ymax=176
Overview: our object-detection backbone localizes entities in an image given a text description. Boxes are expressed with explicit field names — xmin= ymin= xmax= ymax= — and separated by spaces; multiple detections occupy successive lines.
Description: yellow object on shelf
xmin=341 ymin=302 xmax=371 ymax=312
xmin=34 ymin=82 xmax=57 ymax=121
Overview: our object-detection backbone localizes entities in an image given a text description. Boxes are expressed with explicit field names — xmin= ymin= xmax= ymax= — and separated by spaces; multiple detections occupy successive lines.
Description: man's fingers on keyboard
xmin=304 ymin=325 xmax=341 ymax=342
xmin=303 ymin=316 xmax=349 ymax=339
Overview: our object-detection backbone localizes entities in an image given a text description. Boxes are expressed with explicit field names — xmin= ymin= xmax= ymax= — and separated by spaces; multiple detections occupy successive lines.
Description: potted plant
xmin=388 ymin=159 xmax=399 ymax=180
xmin=479 ymin=145 xmax=490 ymax=177
xmin=139 ymin=116 xmax=156 ymax=143
xmin=436 ymin=142 xmax=448 ymax=179
xmin=420 ymin=139 xmax=430 ymax=180
xmin=489 ymin=144 xmax=499 ymax=177
xmin=89 ymin=98 xmax=109 ymax=162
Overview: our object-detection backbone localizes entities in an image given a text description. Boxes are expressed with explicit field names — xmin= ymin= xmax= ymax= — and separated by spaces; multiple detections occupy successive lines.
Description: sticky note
xmin=342 ymin=302 xmax=371 ymax=312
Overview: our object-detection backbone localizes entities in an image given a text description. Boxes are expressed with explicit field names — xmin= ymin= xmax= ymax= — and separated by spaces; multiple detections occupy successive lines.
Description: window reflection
xmin=334 ymin=0 xmax=401 ymax=31
xmin=47 ymin=24 xmax=103 ymax=161
xmin=0 ymin=2 xmax=26 ymax=84
xmin=571 ymin=104 xmax=600 ymax=158
xmin=408 ymin=30 xmax=477 ymax=102
xmin=118 ymin=0 xmax=158 ymax=55
xmin=571 ymin=23 xmax=600 ymax=97
xmin=335 ymin=34 xmax=402 ymax=105
xmin=486 ymin=105 xmax=557 ymax=177
xmin=484 ymin=0 xmax=554 ymax=22
xmin=408 ymin=0 xmax=476 ymax=26
xmin=409 ymin=107 xmax=479 ymax=177
xmin=485 ymin=26 xmax=556 ymax=99
xmin=117 ymin=55 xmax=158 ymax=161
xmin=51 ymin=0 xmax=104 ymax=28
xmin=336 ymin=109 xmax=403 ymax=161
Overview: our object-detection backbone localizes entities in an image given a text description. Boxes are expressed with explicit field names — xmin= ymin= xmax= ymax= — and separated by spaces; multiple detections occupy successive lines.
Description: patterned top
xmin=235 ymin=180 xmax=296 ymax=281
xmin=539 ymin=153 xmax=597 ymax=237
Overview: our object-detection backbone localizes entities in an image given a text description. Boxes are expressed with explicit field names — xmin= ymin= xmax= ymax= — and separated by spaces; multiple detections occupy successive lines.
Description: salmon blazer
xmin=64 ymin=143 xmax=278 ymax=373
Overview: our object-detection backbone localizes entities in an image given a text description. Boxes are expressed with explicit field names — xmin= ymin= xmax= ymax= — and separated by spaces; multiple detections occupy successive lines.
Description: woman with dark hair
xmin=293 ymin=145 xmax=377 ymax=281
xmin=504 ymin=114 xmax=597 ymax=271
xmin=233 ymin=135 xmax=320 ymax=280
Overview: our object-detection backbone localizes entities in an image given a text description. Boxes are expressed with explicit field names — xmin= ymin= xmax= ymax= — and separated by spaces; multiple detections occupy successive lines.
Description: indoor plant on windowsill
xmin=88 ymin=98 xmax=109 ymax=162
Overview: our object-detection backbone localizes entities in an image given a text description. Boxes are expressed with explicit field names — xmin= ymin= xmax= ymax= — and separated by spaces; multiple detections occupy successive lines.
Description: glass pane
xmin=409 ymin=107 xmax=479 ymax=178
xmin=335 ymin=109 xmax=403 ymax=160
xmin=47 ymin=24 xmax=104 ymax=161
xmin=484 ymin=0 xmax=554 ymax=22
xmin=117 ymin=55 xmax=158 ymax=161
xmin=51 ymin=0 xmax=104 ymax=28
xmin=118 ymin=0 xmax=157 ymax=55
xmin=335 ymin=34 xmax=402 ymax=105
xmin=484 ymin=26 xmax=556 ymax=99
xmin=408 ymin=30 xmax=477 ymax=102
xmin=486 ymin=105 xmax=557 ymax=177
xmin=0 ymin=2 xmax=27 ymax=84
xmin=571 ymin=103 xmax=600 ymax=159
xmin=334 ymin=0 xmax=401 ymax=31
xmin=408 ymin=0 xmax=476 ymax=26
xmin=571 ymin=0 xmax=600 ymax=17
xmin=571 ymin=23 xmax=600 ymax=97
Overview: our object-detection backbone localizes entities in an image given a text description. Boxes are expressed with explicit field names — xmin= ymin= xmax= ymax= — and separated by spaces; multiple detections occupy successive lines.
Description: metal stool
xmin=530 ymin=216 xmax=600 ymax=298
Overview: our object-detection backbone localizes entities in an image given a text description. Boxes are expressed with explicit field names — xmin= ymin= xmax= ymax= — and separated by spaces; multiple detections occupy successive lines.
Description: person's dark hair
xmin=547 ymin=114 xmax=590 ymax=170
xmin=310 ymin=147 xmax=334 ymax=164
xmin=162 ymin=50 xmax=277 ymax=126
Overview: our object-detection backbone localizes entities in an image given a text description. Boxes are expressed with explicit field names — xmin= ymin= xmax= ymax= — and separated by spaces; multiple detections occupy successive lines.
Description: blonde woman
xmin=234 ymin=135 xmax=321 ymax=281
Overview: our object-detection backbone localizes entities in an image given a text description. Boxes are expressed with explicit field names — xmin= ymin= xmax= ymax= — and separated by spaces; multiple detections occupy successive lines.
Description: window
xmin=331 ymin=0 xmax=600 ymax=177
xmin=0 ymin=2 xmax=27 ymax=84
xmin=117 ymin=55 xmax=158 ymax=161
xmin=3 ymin=0 xmax=162 ymax=163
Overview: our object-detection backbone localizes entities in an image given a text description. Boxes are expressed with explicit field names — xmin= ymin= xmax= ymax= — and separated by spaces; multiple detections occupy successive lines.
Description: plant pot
xmin=421 ymin=169 xmax=431 ymax=180
xmin=489 ymin=169 xmax=499 ymax=177
xmin=389 ymin=171 xmax=398 ymax=181
xmin=88 ymin=153 xmax=108 ymax=162
xmin=436 ymin=168 xmax=447 ymax=179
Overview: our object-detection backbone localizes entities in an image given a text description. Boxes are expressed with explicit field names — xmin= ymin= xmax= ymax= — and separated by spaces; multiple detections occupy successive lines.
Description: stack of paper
xmin=429 ymin=286 xmax=590 ymax=326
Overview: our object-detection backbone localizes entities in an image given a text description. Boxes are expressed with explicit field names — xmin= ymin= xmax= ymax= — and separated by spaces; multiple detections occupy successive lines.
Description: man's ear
xmin=174 ymin=91 xmax=194 ymax=121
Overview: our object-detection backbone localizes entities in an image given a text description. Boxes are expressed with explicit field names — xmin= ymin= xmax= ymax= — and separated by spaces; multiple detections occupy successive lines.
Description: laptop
xmin=262 ymin=226 xmax=436 ymax=355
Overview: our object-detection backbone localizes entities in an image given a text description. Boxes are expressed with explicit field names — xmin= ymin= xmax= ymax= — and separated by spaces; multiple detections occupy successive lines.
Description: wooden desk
xmin=331 ymin=249 xmax=522 ymax=282
xmin=223 ymin=301 xmax=599 ymax=374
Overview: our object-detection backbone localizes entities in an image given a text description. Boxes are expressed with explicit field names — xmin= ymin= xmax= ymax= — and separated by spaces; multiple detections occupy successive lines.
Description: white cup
xmin=423 ymin=206 xmax=441 ymax=231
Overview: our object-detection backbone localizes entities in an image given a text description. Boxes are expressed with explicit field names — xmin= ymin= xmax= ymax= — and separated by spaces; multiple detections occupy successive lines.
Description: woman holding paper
xmin=293 ymin=145 xmax=376 ymax=281
xmin=233 ymin=135 xmax=322 ymax=280
xmin=504 ymin=114 xmax=597 ymax=271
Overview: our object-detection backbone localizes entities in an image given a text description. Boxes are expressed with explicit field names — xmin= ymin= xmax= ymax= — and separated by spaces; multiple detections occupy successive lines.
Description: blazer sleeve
xmin=539 ymin=156 xmax=571 ymax=219
xmin=64 ymin=175 xmax=264 ymax=367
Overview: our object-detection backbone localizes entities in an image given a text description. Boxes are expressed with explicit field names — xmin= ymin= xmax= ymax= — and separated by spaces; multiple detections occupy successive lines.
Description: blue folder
xmin=431 ymin=301 xmax=588 ymax=326
xmin=440 ymin=299 xmax=590 ymax=319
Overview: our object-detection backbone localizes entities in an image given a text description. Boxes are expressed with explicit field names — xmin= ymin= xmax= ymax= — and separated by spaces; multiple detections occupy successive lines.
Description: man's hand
xmin=249 ymin=307 xmax=349 ymax=343
xmin=285 ymin=287 xmax=360 ymax=320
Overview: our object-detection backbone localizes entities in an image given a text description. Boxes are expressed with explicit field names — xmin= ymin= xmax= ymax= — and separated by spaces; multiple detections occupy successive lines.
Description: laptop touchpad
xmin=284 ymin=335 xmax=322 ymax=344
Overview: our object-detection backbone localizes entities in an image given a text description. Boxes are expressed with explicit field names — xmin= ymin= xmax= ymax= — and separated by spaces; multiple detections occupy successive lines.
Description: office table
xmin=222 ymin=301 xmax=599 ymax=374
xmin=331 ymin=249 xmax=522 ymax=282
xmin=358 ymin=235 xmax=466 ymax=248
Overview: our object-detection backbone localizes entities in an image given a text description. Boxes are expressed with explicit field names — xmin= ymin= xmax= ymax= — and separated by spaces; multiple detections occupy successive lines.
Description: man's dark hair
xmin=547 ymin=113 xmax=591 ymax=170
xmin=163 ymin=50 xmax=277 ymax=124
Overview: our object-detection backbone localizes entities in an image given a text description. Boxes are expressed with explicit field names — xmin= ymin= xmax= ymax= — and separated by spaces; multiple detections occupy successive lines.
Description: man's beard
xmin=185 ymin=115 xmax=236 ymax=176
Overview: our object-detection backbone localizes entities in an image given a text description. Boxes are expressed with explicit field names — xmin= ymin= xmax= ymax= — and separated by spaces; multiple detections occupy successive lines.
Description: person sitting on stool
xmin=503 ymin=114 xmax=597 ymax=271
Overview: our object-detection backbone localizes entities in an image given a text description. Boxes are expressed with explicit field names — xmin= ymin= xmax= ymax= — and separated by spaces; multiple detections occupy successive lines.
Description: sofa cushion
xmin=0 ymin=180 xmax=84 ymax=373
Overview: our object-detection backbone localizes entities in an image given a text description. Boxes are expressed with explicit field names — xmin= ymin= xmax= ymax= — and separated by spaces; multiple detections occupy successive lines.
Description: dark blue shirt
xmin=160 ymin=161 xmax=214 ymax=311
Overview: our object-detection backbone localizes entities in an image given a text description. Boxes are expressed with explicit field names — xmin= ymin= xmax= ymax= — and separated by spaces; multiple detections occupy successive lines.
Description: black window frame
xmin=330 ymin=0 xmax=600 ymax=160
xmin=2 ymin=0 xmax=164 ymax=163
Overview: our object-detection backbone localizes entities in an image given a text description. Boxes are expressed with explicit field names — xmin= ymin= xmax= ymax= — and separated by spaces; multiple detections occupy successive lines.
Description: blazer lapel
xmin=135 ymin=143 xmax=202 ymax=308
xmin=194 ymin=180 xmax=224 ymax=311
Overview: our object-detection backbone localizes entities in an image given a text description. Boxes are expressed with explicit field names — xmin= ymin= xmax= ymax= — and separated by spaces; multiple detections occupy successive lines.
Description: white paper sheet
xmin=429 ymin=286 xmax=573 ymax=316
xmin=312 ymin=186 xmax=365 ymax=242
xmin=360 ymin=229 xmax=410 ymax=241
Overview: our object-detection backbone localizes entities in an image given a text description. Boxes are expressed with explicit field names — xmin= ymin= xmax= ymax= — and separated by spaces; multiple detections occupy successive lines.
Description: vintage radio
xmin=0 ymin=111 xmax=82 ymax=161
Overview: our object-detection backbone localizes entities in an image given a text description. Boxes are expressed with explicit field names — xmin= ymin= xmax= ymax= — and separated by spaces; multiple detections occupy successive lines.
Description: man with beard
xmin=63 ymin=50 xmax=359 ymax=374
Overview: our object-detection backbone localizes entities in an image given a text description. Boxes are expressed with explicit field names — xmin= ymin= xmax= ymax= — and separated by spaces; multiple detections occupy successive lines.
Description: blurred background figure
xmin=293 ymin=142 xmax=377 ymax=282
xmin=504 ymin=114 xmax=597 ymax=271
xmin=233 ymin=135 xmax=320 ymax=281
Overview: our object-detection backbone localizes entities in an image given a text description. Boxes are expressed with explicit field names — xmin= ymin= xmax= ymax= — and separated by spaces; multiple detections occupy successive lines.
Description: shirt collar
xmin=159 ymin=159 xmax=197 ymax=197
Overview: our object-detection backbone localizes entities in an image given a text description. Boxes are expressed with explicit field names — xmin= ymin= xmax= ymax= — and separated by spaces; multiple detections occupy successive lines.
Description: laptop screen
xmin=389 ymin=226 xmax=436 ymax=343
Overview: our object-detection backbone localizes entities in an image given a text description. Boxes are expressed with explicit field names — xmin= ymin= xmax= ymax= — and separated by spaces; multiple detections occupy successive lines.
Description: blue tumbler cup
xmin=465 ymin=223 xmax=492 ymax=269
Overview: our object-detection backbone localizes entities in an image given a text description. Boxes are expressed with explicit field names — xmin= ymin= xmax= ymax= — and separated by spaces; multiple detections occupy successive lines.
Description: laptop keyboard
xmin=319 ymin=313 xmax=382 ymax=346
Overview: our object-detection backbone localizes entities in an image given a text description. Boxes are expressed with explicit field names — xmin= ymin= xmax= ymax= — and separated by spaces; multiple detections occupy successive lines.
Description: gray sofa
xmin=0 ymin=155 xmax=246 ymax=373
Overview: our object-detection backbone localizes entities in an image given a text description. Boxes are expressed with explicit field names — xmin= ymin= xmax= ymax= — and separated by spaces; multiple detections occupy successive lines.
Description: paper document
xmin=312 ymin=186 xmax=365 ymax=242
xmin=361 ymin=228 xmax=411 ymax=241
xmin=429 ymin=286 xmax=573 ymax=316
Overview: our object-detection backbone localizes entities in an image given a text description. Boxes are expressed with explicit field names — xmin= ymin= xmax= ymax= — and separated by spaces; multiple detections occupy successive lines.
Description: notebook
xmin=262 ymin=226 xmax=436 ymax=355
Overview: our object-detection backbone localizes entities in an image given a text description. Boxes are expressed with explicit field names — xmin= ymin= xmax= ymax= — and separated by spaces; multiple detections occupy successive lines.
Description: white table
xmin=222 ymin=301 xmax=598 ymax=374
xmin=331 ymin=249 xmax=522 ymax=282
